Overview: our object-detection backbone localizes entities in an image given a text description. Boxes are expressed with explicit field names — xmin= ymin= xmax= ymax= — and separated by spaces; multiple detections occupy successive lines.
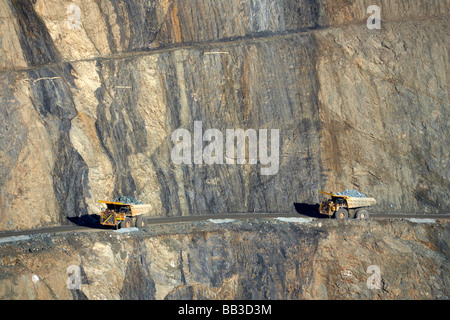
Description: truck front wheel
xmin=334 ymin=208 xmax=348 ymax=219
xmin=120 ymin=217 xmax=132 ymax=229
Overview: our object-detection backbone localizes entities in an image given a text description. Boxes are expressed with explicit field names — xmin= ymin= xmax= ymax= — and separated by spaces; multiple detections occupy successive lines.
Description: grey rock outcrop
xmin=0 ymin=218 xmax=448 ymax=299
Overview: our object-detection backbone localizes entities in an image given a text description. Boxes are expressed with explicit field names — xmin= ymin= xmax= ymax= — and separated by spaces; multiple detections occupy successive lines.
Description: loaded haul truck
xmin=99 ymin=200 xmax=151 ymax=229
xmin=318 ymin=190 xmax=376 ymax=219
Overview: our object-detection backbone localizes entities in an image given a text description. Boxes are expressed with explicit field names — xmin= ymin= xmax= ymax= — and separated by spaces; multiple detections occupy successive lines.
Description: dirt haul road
xmin=0 ymin=213 xmax=448 ymax=240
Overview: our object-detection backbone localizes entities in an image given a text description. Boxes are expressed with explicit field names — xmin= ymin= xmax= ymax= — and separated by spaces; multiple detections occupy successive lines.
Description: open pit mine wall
xmin=0 ymin=0 xmax=449 ymax=230
xmin=0 ymin=219 xmax=448 ymax=300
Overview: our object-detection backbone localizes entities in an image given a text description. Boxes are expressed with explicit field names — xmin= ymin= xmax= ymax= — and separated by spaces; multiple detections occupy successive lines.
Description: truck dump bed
xmin=129 ymin=204 xmax=152 ymax=215
xmin=319 ymin=191 xmax=376 ymax=208
xmin=345 ymin=197 xmax=376 ymax=208
xmin=98 ymin=200 xmax=151 ymax=217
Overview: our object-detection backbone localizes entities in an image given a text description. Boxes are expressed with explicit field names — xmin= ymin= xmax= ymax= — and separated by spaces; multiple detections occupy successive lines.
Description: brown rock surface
xmin=0 ymin=0 xmax=449 ymax=231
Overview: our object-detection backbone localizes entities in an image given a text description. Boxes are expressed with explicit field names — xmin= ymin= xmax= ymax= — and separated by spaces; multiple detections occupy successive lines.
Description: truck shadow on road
xmin=67 ymin=215 xmax=107 ymax=229
xmin=294 ymin=202 xmax=330 ymax=219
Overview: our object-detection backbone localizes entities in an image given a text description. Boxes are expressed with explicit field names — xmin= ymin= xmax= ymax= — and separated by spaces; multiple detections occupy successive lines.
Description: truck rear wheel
xmin=135 ymin=216 xmax=147 ymax=228
xmin=334 ymin=208 xmax=348 ymax=219
xmin=120 ymin=217 xmax=132 ymax=229
xmin=355 ymin=209 xmax=369 ymax=219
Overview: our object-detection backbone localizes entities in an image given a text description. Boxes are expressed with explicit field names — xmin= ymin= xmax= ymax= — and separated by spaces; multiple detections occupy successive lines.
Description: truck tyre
xmin=120 ymin=217 xmax=132 ymax=229
xmin=135 ymin=216 xmax=147 ymax=228
xmin=334 ymin=208 xmax=348 ymax=219
xmin=356 ymin=209 xmax=369 ymax=219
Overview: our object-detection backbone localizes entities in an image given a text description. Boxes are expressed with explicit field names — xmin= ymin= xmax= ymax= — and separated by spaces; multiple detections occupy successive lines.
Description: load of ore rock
xmin=113 ymin=196 xmax=143 ymax=205
xmin=335 ymin=190 xmax=367 ymax=198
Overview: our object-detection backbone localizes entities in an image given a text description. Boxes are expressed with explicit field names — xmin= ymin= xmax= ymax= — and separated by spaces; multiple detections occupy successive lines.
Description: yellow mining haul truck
xmin=99 ymin=200 xmax=151 ymax=229
xmin=318 ymin=191 xmax=376 ymax=219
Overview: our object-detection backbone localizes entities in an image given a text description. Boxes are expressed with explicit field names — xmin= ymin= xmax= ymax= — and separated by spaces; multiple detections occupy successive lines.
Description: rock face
xmin=0 ymin=218 xmax=448 ymax=299
xmin=0 ymin=0 xmax=449 ymax=230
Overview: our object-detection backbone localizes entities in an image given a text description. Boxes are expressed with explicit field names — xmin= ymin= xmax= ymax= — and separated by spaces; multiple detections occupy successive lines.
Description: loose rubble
xmin=335 ymin=190 xmax=367 ymax=198
xmin=112 ymin=196 xmax=143 ymax=205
